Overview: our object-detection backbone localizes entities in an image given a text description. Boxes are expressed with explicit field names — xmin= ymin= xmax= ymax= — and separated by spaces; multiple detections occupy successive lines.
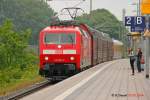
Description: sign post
xmin=125 ymin=15 xmax=150 ymax=78
xmin=125 ymin=16 xmax=146 ymax=32
xmin=141 ymin=0 xmax=150 ymax=78
xmin=143 ymin=16 xmax=150 ymax=78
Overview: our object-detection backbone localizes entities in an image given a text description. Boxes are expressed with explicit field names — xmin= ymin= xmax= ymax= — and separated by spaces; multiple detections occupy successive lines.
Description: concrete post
xmin=145 ymin=38 xmax=149 ymax=78
xmin=90 ymin=0 xmax=92 ymax=14
xmin=145 ymin=15 xmax=150 ymax=78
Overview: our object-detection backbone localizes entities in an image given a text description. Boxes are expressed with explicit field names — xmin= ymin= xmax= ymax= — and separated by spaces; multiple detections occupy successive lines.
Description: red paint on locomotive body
xmin=39 ymin=25 xmax=91 ymax=74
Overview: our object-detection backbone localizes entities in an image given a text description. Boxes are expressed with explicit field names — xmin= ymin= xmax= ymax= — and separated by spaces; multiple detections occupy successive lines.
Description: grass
xmin=0 ymin=65 xmax=44 ymax=96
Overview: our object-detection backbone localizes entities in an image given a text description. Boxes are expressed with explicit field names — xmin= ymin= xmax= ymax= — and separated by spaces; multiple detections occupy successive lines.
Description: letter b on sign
xmin=135 ymin=16 xmax=145 ymax=27
xmin=136 ymin=17 xmax=142 ymax=24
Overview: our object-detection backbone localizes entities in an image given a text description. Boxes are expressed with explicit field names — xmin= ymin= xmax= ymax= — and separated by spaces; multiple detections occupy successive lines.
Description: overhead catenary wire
xmin=49 ymin=0 xmax=85 ymax=20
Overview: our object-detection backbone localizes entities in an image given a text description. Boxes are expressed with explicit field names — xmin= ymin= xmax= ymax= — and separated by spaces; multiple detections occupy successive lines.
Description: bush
xmin=0 ymin=20 xmax=37 ymax=69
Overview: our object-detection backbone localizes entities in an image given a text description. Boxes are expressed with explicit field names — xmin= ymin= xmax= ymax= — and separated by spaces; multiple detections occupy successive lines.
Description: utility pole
xmin=122 ymin=9 xmax=126 ymax=56
xmin=90 ymin=0 xmax=92 ymax=14
xmin=122 ymin=9 xmax=126 ymax=24
xmin=122 ymin=9 xmax=126 ymax=40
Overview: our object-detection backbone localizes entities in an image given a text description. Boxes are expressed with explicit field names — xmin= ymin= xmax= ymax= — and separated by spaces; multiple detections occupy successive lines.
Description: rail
xmin=0 ymin=80 xmax=50 ymax=100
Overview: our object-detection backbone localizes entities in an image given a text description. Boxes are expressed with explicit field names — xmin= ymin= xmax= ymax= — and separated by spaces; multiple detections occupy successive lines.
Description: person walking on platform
xmin=128 ymin=48 xmax=135 ymax=75
xmin=136 ymin=48 xmax=142 ymax=72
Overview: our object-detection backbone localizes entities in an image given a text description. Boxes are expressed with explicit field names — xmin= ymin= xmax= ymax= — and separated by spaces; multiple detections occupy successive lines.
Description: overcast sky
xmin=48 ymin=0 xmax=140 ymax=21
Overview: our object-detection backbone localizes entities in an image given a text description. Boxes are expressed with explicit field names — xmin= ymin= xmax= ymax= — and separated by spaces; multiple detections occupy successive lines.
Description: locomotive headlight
xmin=70 ymin=57 xmax=75 ymax=61
xmin=45 ymin=56 xmax=49 ymax=61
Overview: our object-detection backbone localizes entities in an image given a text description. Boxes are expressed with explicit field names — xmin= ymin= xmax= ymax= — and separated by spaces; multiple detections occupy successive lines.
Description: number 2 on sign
xmin=126 ymin=17 xmax=132 ymax=25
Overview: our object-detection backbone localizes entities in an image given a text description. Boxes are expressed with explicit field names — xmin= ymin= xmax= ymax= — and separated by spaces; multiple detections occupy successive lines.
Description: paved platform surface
xmin=21 ymin=59 xmax=150 ymax=100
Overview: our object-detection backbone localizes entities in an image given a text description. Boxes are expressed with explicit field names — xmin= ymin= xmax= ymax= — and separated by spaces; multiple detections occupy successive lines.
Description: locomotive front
xmin=39 ymin=26 xmax=81 ymax=80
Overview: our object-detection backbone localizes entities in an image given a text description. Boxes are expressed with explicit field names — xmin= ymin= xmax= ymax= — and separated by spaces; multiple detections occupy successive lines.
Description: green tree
xmin=0 ymin=0 xmax=55 ymax=44
xmin=77 ymin=9 xmax=128 ymax=41
xmin=0 ymin=20 xmax=36 ymax=69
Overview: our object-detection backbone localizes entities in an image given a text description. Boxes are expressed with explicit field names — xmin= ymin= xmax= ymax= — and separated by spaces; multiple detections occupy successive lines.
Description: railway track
xmin=0 ymin=80 xmax=52 ymax=100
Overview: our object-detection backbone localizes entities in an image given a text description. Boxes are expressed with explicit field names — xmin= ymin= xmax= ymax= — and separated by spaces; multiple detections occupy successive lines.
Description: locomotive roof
xmin=42 ymin=26 xmax=80 ymax=32
xmin=50 ymin=20 xmax=81 ymax=27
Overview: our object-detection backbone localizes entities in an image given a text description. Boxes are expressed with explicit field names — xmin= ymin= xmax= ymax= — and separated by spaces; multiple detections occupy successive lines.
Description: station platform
xmin=21 ymin=59 xmax=150 ymax=100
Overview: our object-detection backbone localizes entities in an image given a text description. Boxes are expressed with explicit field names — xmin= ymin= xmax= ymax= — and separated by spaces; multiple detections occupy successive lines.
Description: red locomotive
xmin=39 ymin=21 xmax=113 ymax=80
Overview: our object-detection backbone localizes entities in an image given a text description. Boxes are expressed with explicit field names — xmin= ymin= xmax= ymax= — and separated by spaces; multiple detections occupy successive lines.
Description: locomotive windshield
xmin=45 ymin=33 xmax=76 ymax=44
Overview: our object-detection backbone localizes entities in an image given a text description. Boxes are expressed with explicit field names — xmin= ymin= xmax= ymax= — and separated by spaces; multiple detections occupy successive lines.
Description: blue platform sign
xmin=130 ymin=26 xmax=145 ymax=32
xmin=125 ymin=16 xmax=146 ymax=32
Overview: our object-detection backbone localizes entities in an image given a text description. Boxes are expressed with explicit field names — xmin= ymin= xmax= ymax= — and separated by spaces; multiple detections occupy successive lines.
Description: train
xmin=39 ymin=21 xmax=123 ymax=81
xmin=113 ymin=39 xmax=124 ymax=59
